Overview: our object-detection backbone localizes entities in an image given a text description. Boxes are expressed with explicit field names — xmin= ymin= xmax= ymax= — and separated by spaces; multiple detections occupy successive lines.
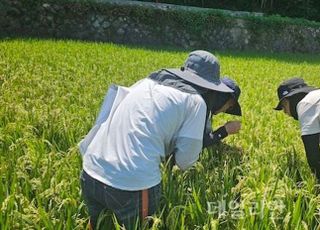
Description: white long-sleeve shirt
xmin=82 ymin=78 xmax=207 ymax=191
xmin=297 ymin=89 xmax=320 ymax=136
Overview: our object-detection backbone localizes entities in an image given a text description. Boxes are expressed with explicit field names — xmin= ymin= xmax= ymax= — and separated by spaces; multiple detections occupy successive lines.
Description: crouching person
xmin=79 ymin=50 xmax=242 ymax=229
xmin=274 ymin=78 xmax=320 ymax=181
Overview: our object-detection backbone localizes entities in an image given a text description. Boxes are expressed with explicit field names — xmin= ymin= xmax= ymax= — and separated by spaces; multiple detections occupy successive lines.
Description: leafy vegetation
xmin=137 ymin=0 xmax=320 ymax=23
xmin=1 ymin=39 xmax=320 ymax=229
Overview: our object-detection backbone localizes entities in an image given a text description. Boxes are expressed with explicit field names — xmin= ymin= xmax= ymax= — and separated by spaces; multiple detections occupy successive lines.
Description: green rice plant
xmin=1 ymin=39 xmax=320 ymax=229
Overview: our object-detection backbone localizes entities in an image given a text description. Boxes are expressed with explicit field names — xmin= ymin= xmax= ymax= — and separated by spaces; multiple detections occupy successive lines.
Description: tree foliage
xmin=138 ymin=0 xmax=320 ymax=22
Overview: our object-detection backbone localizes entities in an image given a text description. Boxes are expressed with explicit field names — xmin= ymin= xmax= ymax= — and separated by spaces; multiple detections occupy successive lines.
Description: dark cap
xmin=221 ymin=77 xmax=242 ymax=116
xmin=274 ymin=77 xmax=316 ymax=110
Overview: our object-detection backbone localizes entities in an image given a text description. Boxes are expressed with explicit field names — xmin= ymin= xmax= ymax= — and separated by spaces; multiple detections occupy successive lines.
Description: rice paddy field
xmin=1 ymin=39 xmax=320 ymax=229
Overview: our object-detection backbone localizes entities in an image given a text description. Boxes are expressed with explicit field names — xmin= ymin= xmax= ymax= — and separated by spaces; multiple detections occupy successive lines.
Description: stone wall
xmin=1 ymin=0 xmax=320 ymax=53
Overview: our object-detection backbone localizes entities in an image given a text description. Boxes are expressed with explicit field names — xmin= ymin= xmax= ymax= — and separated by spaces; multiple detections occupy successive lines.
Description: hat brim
xmin=226 ymin=101 xmax=242 ymax=116
xmin=165 ymin=68 xmax=234 ymax=93
xmin=274 ymin=86 xmax=316 ymax=110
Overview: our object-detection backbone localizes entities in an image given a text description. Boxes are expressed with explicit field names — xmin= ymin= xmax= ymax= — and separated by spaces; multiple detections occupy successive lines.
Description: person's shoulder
xmin=193 ymin=93 xmax=206 ymax=103
xmin=301 ymin=89 xmax=320 ymax=103
xmin=186 ymin=93 xmax=206 ymax=110
xmin=131 ymin=77 xmax=155 ymax=88
xmin=297 ymin=89 xmax=320 ymax=117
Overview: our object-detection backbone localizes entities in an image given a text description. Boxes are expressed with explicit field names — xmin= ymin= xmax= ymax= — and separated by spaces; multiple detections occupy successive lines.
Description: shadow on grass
xmin=204 ymin=142 xmax=244 ymax=199
xmin=205 ymin=141 xmax=244 ymax=169
xmin=157 ymin=142 xmax=245 ymax=229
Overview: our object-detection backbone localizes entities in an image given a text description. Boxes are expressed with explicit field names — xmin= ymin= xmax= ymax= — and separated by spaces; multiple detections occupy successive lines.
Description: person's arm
xmin=203 ymin=121 xmax=241 ymax=149
xmin=170 ymin=94 xmax=207 ymax=170
xmin=203 ymin=126 xmax=228 ymax=148
xmin=174 ymin=137 xmax=202 ymax=170
xmin=301 ymin=133 xmax=320 ymax=180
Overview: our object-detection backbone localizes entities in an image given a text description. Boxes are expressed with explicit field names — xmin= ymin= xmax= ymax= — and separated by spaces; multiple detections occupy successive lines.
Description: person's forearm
xmin=301 ymin=133 xmax=320 ymax=180
xmin=202 ymin=126 xmax=228 ymax=149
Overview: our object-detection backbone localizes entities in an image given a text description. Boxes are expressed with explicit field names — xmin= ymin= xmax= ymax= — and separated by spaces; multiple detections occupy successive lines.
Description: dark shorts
xmin=80 ymin=170 xmax=161 ymax=229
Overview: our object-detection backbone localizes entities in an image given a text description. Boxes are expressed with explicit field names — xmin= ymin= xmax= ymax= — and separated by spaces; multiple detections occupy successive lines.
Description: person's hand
xmin=224 ymin=121 xmax=241 ymax=135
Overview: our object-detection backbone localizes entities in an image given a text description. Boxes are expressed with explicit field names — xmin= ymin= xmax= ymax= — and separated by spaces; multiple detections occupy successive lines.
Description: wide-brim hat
xmin=165 ymin=50 xmax=233 ymax=93
xmin=221 ymin=77 xmax=242 ymax=116
xmin=274 ymin=77 xmax=316 ymax=110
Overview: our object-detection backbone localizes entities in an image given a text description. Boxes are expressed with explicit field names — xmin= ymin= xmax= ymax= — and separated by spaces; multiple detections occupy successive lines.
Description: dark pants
xmin=80 ymin=170 xmax=161 ymax=229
